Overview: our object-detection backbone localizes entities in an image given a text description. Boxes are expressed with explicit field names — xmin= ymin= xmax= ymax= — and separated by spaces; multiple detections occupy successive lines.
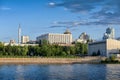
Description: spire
xmin=18 ymin=24 xmax=21 ymax=44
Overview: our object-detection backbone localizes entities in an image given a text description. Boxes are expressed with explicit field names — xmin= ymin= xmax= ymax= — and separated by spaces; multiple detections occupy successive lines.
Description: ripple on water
xmin=0 ymin=64 xmax=119 ymax=80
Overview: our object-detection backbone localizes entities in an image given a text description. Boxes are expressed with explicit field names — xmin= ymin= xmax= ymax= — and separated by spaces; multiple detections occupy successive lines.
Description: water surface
xmin=0 ymin=64 xmax=120 ymax=80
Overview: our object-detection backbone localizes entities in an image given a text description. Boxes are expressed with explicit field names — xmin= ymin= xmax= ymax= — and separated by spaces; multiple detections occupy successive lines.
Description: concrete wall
xmin=88 ymin=41 xmax=106 ymax=56
xmin=88 ymin=39 xmax=120 ymax=57
xmin=106 ymin=39 xmax=120 ymax=57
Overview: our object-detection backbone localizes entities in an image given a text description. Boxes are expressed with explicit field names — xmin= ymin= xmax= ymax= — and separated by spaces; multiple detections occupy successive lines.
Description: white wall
xmin=88 ymin=41 xmax=106 ymax=56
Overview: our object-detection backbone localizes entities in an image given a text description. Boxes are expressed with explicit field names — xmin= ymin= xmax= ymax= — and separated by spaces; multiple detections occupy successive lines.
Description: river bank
xmin=0 ymin=57 xmax=106 ymax=64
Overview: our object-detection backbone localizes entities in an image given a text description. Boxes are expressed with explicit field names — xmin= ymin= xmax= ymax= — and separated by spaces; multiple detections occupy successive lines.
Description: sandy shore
xmin=0 ymin=57 xmax=105 ymax=64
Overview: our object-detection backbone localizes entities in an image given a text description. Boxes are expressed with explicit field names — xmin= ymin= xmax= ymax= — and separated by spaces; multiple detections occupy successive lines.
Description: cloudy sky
xmin=0 ymin=0 xmax=120 ymax=42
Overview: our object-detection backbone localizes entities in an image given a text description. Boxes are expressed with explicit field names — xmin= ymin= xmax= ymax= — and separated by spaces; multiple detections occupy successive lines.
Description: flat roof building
xmin=21 ymin=36 xmax=30 ymax=44
xmin=36 ymin=30 xmax=72 ymax=44
xmin=88 ymin=39 xmax=120 ymax=57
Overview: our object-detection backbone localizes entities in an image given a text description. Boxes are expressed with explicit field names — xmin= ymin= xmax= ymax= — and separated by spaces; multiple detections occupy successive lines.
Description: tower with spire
xmin=18 ymin=24 xmax=21 ymax=44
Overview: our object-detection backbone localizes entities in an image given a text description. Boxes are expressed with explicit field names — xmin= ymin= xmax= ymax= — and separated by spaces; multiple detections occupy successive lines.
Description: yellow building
xmin=21 ymin=36 xmax=30 ymax=44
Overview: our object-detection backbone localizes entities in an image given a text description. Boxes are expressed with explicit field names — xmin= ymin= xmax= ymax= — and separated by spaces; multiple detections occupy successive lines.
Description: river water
xmin=0 ymin=64 xmax=120 ymax=80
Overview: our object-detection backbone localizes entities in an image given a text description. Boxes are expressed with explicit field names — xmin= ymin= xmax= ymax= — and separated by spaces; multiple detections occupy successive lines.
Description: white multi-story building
xmin=36 ymin=30 xmax=72 ymax=44
xmin=21 ymin=36 xmax=30 ymax=44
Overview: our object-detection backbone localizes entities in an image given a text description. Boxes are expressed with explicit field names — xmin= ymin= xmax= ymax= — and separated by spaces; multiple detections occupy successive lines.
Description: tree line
xmin=0 ymin=41 xmax=88 ymax=57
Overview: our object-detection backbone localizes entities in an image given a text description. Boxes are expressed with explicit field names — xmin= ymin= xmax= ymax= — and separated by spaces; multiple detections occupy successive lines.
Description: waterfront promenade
xmin=0 ymin=57 xmax=105 ymax=64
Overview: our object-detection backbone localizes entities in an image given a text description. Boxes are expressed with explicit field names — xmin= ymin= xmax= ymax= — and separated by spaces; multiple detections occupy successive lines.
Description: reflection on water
xmin=48 ymin=65 xmax=74 ymax=80
xmin=106 ymin=65 xmax=120 ymax=80
xmin=0 ymin=64 xmax=120 ymax=80
xmin=15 ymin=65 xmax=24 ymax=80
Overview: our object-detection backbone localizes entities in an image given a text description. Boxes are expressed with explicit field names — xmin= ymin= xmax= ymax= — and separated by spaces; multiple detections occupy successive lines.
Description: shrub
xmin=109 ymin=55 xmax=116 ymax=61
xmin=92 ymin=52 xmax=97 ymax=56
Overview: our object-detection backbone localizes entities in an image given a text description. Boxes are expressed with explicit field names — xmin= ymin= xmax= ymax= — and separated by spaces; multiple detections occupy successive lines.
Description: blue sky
xmin=0 ymin=0 xmax=120 ymax=42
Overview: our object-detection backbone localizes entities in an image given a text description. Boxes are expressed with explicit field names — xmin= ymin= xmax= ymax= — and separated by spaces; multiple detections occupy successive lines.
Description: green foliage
xmin=92 ymin=52 xmax=97 ymax=56
xmin=0 ymin=42 xmax=88 ymax=57
xmin=101 ymin=55 xmax=119 ymax=63
xmin=92 ymin=50 xmax=101 ymax=56
xmin=97 ymin=50 xmax=101 ymax=56
xmin=61 ymin=51 xmax=67 ymax=56
xmin=109 ymin=55 xmax=116 ymax=61
xmin=75 ymin=43 xmax=88 ymax=55
xmin=39 ymin=39 xmax=49 ymax=46
xmin=21 ymin=46 xmax=28 ymax=56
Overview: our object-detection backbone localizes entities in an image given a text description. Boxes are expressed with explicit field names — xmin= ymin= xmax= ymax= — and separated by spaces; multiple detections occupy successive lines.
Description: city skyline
xmin=0 ymin=0 xmax=120 ymax=42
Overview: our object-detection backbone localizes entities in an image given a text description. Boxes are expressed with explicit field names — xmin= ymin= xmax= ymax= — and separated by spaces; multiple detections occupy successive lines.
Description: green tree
xmin=97 ymin=50 xmax=101 ymax=56
xmin=75 ymin=43 xmax=88 ymax=55
xmin=5 ymin=45 xmax=12 ymax=55
xmin=70 ymin=46 xmax=76 ymax=55
xmin=21 ymin=46 xmax=28 ymax=56
xmin=61 ymin=51 xmax=67 ymax=56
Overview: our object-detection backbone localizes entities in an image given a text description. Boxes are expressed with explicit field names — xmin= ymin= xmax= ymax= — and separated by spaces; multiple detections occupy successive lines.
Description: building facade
xmin=36 ymin=33 xmax=72 ymax=44
xmin=88 ymin=39 xmax=120 ymax=57
xmin=9 ymin=40 xmax=16 ymax=44
xmin=21 ymin=36 xmax=30 ymax=44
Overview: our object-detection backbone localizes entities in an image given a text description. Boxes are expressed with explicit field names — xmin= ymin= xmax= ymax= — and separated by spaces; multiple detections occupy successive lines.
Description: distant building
xmin=75 ymin=32 xmax=91 ymax=43
xmin=103 ymin=27 xmax=115 ymax=40
xmin=9 ymin=40 xmax=16 ymax=44
xmin=21 ymin=36 xmax=30 ymax=44
xmin=28 ymin=40 xmax=36 ymax=44
xmin=18 ymin=24 xmax=21 ymax=44
xmin=88 ymin=39 xmax=120 ymax=57
xmin=4 ymin=42 xmax=38 ymax=46
xmin=36 ymin=30 xmax=72 ymax=44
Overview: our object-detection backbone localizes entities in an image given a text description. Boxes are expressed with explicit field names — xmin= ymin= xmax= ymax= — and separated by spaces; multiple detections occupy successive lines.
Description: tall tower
xmin=18 ymin=24 xmax=21 ymax=44
xmin=103 ymin=27 xmax=115 ymax=40
xmin=111 ymin=27 xmax=115 ymax=39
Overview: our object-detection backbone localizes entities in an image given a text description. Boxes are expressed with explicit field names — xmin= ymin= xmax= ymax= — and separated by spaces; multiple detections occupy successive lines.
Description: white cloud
xmin=49 ymin=0 xmax=120 ymax=25
xmin=0 ymin=7 xmax=11 ymax=10
xmin=48 ymin=2 xmax=56 ymax=6
xmin=64 ymin=8 xmax=68 ymax=11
